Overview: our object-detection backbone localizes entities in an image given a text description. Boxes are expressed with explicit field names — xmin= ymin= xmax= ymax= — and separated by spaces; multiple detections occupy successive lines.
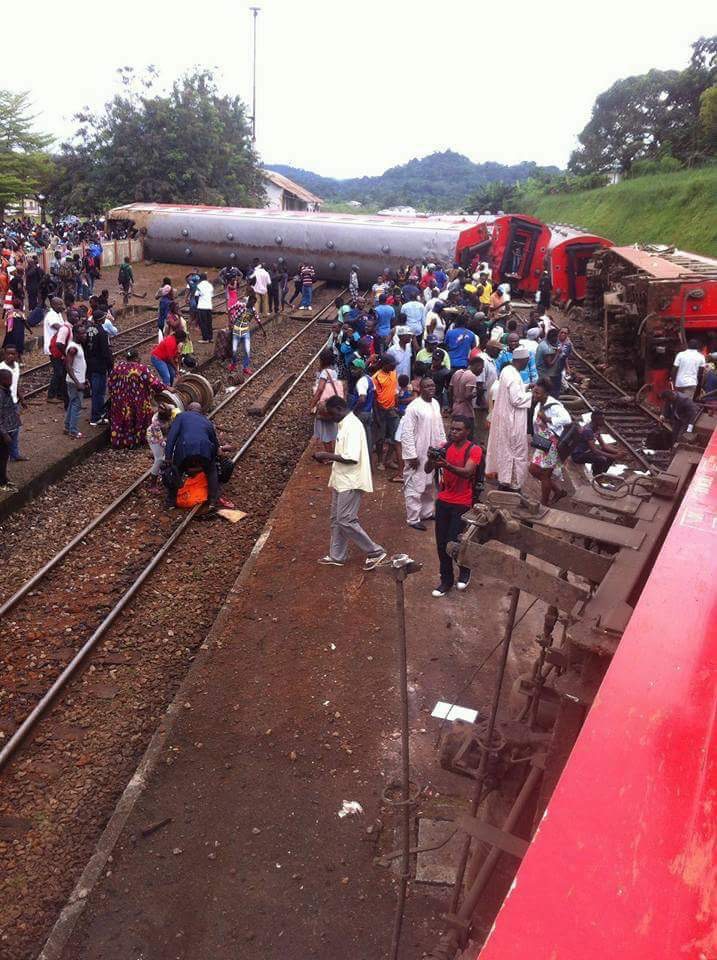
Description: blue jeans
xmin=8 ymin=427 xmax=20 ymax=460
xmin=90 ymin=371 xmax=107 ymax=422
xmin=301 ymin=285 xmax=313 ymax=308
xmin=64 ymin=381 xmax=82 ymax=435
xmin=151 ymin=356 xmax=175 ymax=385
xmin=231 ymin=331 xmax=251 ymax=370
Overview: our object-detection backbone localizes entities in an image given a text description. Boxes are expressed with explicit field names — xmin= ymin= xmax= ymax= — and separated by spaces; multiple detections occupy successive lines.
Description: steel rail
xmin=567 ymin=347 xmax=662 ymax=473
xmin=0 ymin=291 xmax=342 ymax=621
xmin=0 ymin=291 xmax=341 ymax=771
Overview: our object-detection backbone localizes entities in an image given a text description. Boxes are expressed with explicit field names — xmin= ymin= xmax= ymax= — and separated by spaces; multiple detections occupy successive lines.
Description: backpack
xmin=436 ymin=442 xmax=485 ymax=504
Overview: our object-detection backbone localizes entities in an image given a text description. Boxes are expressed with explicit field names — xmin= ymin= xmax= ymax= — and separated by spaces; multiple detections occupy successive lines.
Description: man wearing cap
xmin=485 ymin=348 xmax=533 ymax=489
xmin=388 ymin=327 xmax=413 ymax=379
xmin=496 ymin=332 xmax=538 ymax=385
xmin=401 ymin=377 xmax=446 ymax=530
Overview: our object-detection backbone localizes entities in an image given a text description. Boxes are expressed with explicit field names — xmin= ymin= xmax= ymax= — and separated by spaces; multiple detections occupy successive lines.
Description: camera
xmin=427 ymin=446 xmax=445 ymax=460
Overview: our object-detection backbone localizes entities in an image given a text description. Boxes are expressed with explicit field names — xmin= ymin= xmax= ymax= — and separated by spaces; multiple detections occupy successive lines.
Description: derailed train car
xmin=545 ymin=225 xmax=613 ymax=306
xmin=487 ymin=214 xmax=551 ymax=296
xmin=107 ymin=203 xmax=489 ymax=280
xmin=585 ymin=245 xmax=717 ymax=398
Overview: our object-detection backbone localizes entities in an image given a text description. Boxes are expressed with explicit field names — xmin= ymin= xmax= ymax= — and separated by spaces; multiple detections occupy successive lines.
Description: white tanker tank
xmin=107 ymin=203 xmax=486 ymax=279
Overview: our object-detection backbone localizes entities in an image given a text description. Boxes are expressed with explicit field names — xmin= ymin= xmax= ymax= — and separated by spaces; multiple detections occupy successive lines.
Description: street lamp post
xmin=250 ymin=6 xmax=260 ymax=142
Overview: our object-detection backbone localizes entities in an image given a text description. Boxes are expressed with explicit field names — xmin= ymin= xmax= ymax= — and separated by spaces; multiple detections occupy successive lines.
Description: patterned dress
xmin=107 ymin=360 xmax=164 ymax=448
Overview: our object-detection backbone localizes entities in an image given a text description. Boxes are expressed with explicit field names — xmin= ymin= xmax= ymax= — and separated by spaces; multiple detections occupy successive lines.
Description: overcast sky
xmin=6 ymin=0 xmax=715 ymax=179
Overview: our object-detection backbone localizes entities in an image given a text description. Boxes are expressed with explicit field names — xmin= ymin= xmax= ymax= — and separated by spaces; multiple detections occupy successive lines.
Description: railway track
xmin=0 ymin=289 xmax=341 ymax=773
xmin=566 ymin=347 xmax=672 ymax=472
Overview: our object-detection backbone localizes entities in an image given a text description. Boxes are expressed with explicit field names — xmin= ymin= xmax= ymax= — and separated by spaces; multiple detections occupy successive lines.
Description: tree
xmin=699 ymin=86 xmax=717 ymax=151
xmin=465 ymin=180 xmax=519 ymax=213
xmin=49 ymin=68 xmax=265 ymax=216
xmin=0 ymin=90 xmax=53 ymax=218
xmin=569 ymin=37 xmax=717 ymax=174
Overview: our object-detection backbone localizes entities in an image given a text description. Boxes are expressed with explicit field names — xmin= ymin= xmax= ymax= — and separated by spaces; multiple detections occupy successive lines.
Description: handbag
xmin=531 ymin=433 xmax=553 ymax=452
xmin=314 ymin=372 xmax=344 ymax=420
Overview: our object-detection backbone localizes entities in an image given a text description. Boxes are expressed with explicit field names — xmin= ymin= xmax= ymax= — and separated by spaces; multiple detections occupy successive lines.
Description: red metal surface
xmin=477 ymin=430 xmax=717 ymax=960
xmin=489 ymin=215 xmax=551 ymax=294
xmin=547 ymin=228 xmax=613 ymax=303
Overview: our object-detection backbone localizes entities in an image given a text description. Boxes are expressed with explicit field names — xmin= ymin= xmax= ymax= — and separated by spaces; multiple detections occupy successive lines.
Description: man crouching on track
xmin=162 ymin=402 xmax=232 ymax=512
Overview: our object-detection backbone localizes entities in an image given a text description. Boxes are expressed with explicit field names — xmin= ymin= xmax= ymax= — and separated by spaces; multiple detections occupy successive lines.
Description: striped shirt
xmin=300 ymin=265 xmax=315 ymax=287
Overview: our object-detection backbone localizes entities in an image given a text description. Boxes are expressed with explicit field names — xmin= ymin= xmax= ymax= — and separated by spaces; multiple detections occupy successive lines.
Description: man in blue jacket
xmin=164 ymin=404 xmax=220 ymax=508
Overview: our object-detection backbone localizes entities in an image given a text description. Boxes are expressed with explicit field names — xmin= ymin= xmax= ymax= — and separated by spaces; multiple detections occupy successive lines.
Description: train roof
xmin=107 ymin=203 xmax=471 ymax=234
xmin=608 ymin=245 xmax=717 ymax=280
xmin=548 ymin=224 xmax=612 ymax=251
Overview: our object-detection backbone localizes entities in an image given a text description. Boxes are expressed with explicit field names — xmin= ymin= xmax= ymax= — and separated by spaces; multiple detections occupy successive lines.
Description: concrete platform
xmin=46 ymin=447 xmax=546 ymax=960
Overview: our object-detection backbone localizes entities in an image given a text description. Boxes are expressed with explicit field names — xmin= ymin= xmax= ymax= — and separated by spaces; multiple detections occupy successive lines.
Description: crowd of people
xmin=308 ymin=259 xmax=627 ymax=597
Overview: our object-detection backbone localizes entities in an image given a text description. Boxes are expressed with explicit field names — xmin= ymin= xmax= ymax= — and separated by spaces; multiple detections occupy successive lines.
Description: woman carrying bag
xmin=312 ymin=347 xmax=344 ymax=452
xmin=528 ymin=378 xmax=572 ymax=506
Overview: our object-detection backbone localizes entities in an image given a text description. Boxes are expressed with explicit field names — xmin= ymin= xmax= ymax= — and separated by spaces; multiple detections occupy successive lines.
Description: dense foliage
xmin=0 ymin=90 xmax=53 ymax=218
xmin=568 ymin=36 xmax=717 ymax=175
xmin=47 ymin=68 xmax=265 ymax=216
xmin=267 ymin=151 xmax=559 ymax=212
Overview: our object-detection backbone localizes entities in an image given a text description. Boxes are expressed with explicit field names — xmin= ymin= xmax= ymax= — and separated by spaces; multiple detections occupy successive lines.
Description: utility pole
xmin=250 ymin=6 xmax=260 ymax=141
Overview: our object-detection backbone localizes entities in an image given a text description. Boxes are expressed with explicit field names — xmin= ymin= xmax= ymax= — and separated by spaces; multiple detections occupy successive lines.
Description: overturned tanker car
xmin=107 ymin=203 xmax=489 ymax=280
xmin=584 ymin=244 xmax=717 ymax=402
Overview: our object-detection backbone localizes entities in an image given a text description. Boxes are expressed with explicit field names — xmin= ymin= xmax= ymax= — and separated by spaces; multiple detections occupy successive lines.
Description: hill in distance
xmin=266 ymin=150 xmax=560 ymax=212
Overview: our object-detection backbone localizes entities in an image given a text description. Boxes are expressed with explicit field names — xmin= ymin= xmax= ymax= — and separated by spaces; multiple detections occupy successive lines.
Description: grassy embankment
xmin=521 ymin=165 xmax=717 ymax=258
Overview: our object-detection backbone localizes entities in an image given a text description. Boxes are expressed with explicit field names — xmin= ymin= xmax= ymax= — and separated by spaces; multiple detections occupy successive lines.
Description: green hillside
xmin=266 ymin=151 xmax=559 ymax=211
xmin=520 ymin=166 xmax=717 ymax=257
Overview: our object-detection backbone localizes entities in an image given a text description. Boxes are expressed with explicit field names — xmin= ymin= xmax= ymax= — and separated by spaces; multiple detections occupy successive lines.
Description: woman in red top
xmin=150 ymin=330 xmax=186 ymax=385
xmin=425 ymin=415 xmax=483 ymax=597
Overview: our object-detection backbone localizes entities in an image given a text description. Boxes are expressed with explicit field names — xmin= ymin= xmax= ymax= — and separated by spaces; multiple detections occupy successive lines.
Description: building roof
xmin=261 ymin=169 xmax=323 ymax=206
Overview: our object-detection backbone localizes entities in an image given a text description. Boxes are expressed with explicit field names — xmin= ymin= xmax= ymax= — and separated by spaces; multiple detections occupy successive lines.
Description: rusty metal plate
xmin=570 ymin=486 xmax=646 ymax=516
xmin=534 ymin=510 xmax=646 ymax=549
xmin=455 ymin=814 xmax=529 ymax=860
xmin=491 ymin=523 xmax=611 ymax=584
xmin=456 ymin=542 xmax=588 ymax=612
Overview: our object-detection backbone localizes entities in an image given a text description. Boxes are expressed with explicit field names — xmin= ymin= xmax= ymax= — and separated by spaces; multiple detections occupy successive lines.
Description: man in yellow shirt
xmin=478 ymin=271 xmax=493 ymax=311
xmin=313 ymin=395 xmax=386 ymax=570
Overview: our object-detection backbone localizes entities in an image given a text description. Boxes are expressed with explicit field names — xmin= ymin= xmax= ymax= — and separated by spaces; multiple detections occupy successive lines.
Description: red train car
xmin=488 ymin=214 xmax=551 ymax=296
xmin=587 ymin=245 xmax=717 ymax=398
xmin=546 ymin=224 xmax=613 ymax=305
xmin=476 ymin=427 xmax=717 ymax=960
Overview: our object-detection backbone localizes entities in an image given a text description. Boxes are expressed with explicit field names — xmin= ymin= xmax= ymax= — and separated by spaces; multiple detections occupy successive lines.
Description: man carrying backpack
xmin=118 ymin=258 xmax=134 ymax=302
xmin=425 ymin=415 xmax=483 ymax=597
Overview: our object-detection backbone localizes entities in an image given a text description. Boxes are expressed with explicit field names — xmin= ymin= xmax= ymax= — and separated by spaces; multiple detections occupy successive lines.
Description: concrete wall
xmin=40 ymin=238 xmax=144 ymax=272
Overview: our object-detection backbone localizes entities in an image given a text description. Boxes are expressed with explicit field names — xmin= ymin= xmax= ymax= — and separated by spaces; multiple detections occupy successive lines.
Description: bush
xmin=629 ymin=156 xmax=684 ymax=178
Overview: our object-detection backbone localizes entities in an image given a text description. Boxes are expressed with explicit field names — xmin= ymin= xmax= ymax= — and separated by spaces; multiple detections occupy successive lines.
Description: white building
xmin=261 ymin=170 xmax=323 ymax=212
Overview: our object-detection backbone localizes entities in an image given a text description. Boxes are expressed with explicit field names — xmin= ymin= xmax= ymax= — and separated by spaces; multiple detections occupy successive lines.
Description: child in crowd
xmin=146 ymin=405 xmax=174 ymax=490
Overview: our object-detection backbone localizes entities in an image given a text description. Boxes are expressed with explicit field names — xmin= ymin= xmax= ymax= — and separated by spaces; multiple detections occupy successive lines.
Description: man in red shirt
xmin=151 ymin=330 xmax=186 ymax=385
xmin=425 ymin=415 xmax=482 ymax=597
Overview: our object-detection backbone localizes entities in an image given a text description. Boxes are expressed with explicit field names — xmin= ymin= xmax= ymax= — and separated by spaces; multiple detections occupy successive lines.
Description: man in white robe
xmin=485 ymin=348 xmax=533 ymax=489
xmin=401 ymin=377 xmax=446 ymax=529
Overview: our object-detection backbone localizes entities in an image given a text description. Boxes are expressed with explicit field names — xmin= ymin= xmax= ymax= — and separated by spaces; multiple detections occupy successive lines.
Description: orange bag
xmin=176 ymin=471 xmax=209 ymax=509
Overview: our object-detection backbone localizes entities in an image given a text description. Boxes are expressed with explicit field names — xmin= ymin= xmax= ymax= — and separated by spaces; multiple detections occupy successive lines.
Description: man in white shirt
xmin=312 ymin=395 xmax=386 ymax=569
xmin=672 ymin=340 xmax=706 ymax=399
xmin=0 ymin=345 xmax=28 ymax=460
xmin=195 ymin=273 xmax=214 ymax=343
xmin=64 ymin=327 xmax=87 ymax=439
xmin=400 ymin=295 xmax=425 ymax=342
xmin=401 ymin=377 xmax=446 ymax=529
xmin=251 ymin=262 xmax=272 ymax=317
xmin=43 ymin=299 xmax=63 ymax=355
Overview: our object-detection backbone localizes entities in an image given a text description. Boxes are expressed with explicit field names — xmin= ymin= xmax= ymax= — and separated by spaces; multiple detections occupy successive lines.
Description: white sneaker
xmin=456 ymin=573 xmax=471 ymax=591
xmin=432 ymin=584 xmax=451 ymax=598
